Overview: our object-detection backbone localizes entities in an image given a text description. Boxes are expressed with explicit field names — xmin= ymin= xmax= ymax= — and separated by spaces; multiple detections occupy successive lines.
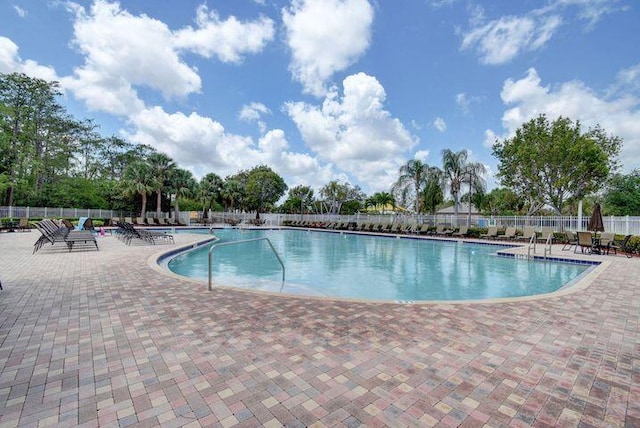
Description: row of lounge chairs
xmin=286 ymin=221 xmax=471 ymax=236
xmin=110 ymin=217 xmax=184 ymax=227
xmin=114 ymin=222 xmax=175 ymax=245
xmin=33 ymin=219 xmax=98 ymax=254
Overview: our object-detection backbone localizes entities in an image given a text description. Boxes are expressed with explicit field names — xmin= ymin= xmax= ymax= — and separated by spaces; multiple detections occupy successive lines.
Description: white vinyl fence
xmin=3 ymin=206 xmax=640 ymax=235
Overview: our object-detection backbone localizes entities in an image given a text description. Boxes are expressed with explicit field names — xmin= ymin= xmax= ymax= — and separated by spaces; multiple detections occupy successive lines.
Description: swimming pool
xmin=166 ymin=229 xmax=592 ymax=301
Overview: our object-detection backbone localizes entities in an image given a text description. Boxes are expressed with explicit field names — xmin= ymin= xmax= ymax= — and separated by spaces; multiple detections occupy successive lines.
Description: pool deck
xmin=0 ymin=229 xmax=638 ymax=427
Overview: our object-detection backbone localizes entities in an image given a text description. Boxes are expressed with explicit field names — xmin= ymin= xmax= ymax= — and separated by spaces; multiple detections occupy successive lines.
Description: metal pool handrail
xmin=208 ymin=237 xmax=285 ymax=291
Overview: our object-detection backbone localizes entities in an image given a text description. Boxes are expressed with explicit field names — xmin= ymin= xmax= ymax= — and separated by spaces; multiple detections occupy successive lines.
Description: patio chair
xmin=537 ymin=227 xmax=556 ymax=243
xmin=575 ymin=231 xmax=597 ymax=254
xmin=608 ymin=234 xmax=633 ymax=258
xmin=452 ymin=225 xmax=468 ymax=237
xmin=516 ymin=227 xmax=536 ymax=242
xmin=562 ymin=231 xmax=578 ymax=251
xmin=33 ymin=220 xmax=98 ymax=253
xmin=597 ymin=232 xmax=616 ymax=255
xmin=480 ymin=226 xmax=498 ymax=239
xmin=499 ymin=226 xmax=517 ymax=240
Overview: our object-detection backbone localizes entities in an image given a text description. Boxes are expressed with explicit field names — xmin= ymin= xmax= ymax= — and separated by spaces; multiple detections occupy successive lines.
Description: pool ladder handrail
xmin=527 ymin=233 xmax=536 ymax=259
xmin=208 ymin=237 xmax=285 ymax=291
xmin=527 ymin=232 xmax=553 ymax=260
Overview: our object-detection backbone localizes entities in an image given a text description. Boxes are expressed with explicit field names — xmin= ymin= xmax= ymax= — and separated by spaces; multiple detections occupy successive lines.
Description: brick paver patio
xmin=0 ymin=230 xmax=638 ymax=427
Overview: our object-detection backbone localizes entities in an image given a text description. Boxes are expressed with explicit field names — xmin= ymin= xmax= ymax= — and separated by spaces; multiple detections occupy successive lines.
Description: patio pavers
xmin=0 ymin=230 xmax=638 ymax=427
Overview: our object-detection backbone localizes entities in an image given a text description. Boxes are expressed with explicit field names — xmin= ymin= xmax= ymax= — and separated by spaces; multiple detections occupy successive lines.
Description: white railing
xmin=3 ymin=206 xmax=640 ymax=235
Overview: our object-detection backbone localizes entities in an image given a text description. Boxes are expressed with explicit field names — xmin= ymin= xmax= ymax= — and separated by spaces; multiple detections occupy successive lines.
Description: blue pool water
xmin=166 ymin=229 xmax=592 ymax=301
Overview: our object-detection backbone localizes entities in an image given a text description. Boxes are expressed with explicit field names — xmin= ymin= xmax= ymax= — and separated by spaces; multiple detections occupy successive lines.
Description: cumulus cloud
xmin=433 ymin=117 xmax=447 ymax=132
xmin=174 ymin=4 xmax=274 ymax=63
xmin=487 ymin=67 xmax=640 ymax=171
xmin=282 ymin=0 xmax=374 ymax=97
xmin=285 ymin=72 xmax=418 ymax=192
xmin=0 ymin=36 xmax=59 ymax=81
xmin=239 ymin=102 xmax=272 ymax=134
xmin=13 ymin=5 xmax=27 ymax=18
xmin=61 ymin=1 xmax=273 ymax=117
xmin=124 ymin=106 xmax=337 ymax=189
xmin=461 ymin=1 xmax=624 ymax=65
xmin=461 ymin=13 xmax=562 ymax=65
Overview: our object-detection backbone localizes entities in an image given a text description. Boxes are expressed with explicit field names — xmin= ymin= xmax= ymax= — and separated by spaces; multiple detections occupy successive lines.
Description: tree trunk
xmin=140 ymin=193 xmax=147 ymax=218
xmin=156 ymin=190 xmax=162 ymax=217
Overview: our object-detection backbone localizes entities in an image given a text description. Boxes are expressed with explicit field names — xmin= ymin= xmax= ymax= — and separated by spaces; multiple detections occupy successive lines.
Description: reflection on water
xmin=168 ymin=229 xmax=590 ymax=301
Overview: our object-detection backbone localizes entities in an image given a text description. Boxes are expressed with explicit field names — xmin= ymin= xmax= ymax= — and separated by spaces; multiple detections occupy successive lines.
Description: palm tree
xmin=441 ymin=149 xmax=486 ymax=224
xmin=148 ymin=153 xmax=176 ymax=218
xmin=392 ymin=159 xmax=436 ymax=213
xmin=122 ymin=161 xmax=153 ymax=218
xmin=220 ymin=179 xmax=243 ymax=211
xmin=169 ymin=168 xmax=196 ymax=220
xmin=199 ymin=173 xmax=223 ymax=216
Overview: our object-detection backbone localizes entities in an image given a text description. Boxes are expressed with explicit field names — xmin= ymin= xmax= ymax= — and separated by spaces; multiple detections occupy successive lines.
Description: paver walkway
xmin=0 ymin=230 xmax=638 ymax=427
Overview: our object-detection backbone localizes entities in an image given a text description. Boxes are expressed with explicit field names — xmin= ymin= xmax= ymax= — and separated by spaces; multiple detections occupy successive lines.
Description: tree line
xmin=2 ymin=72 xmax=638 ymax=217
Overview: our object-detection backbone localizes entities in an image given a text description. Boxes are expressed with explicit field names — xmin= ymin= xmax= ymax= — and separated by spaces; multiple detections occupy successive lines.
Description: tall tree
xmin=281 ymin=185 xmax=315 ymax=214
xmin=320 ymin=180 xmax=363 ymax=214
xmin=199 ymin=173 xmax=223 ymax=216
xmin=122 ymin=161 xmax=153 ymax=217
xmin=603 ymin=169 xmax=640 ymax=216
xmin=492 ymin=115 xmax=621 ymax=214
xmin=244 ymin=165 xmax=288 ymax=217
xmin=148 ymin=153 xmax=176 ymax=217
xmin=441 ymin=149 xmax=486 ymax=221
xmin=392 ymin=159 xmax=436 ymax=213
xmin=220 ymin=178 xmax=243 ymax=211
xmin=169 ymin=168 xmax=197 ymax=219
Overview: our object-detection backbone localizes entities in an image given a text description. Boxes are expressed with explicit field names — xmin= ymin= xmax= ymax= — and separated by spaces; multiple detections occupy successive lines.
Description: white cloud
xmin=461 ymin=13 xmax=562 ymax=65
xmin=282 ymin=0 xmax=374 ymax=97
xmin=461 ymin=1 xmax=626 ymax=65
xmin=455 ymin=92 xmax=482 ymax=114
xmin=239 ymin=102 xmax=272 ymax=134
xmin=487 ymin=67 xmax=640 ymax=171
xmin=124 ymin=106 xmax=337 ymax=189
xmin=13 ymin=5 xmax=27 ymax=18
xmin=174 ymin=4 xmax=274 ymax=63
xmin=0 ymin=36 xmax=59 ymax=81
xmin=286 ymin=72 xmax=418 ymax=192
xmin=433 ymin=117 xmax=447 ymax=132
xmin=63 ymin=0 xmax=200 ymax=115
xmin=62 ymin=1 xmax=273 ymax=117
xmin=415 ymin=150 xmax=431 ymax=162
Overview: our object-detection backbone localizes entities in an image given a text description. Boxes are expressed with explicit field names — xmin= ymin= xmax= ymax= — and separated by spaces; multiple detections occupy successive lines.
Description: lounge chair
xmin=499 ymin=226 xmax=517 ymax=240
xmin=417 ymin=224 xmax=430 ymax=235
xmin=480 ymin=226 xmax=498 ymax=239
xmin=452 ymin=225 xmax=468 ymax=237
xmin=562 ymin=231 xmax=578 ymax=251
xmin=516 ymin=227 xmax=536 ymax=242
xmin=428 ymin=225 xmax=446 ymax=236
xmin=576 ymin=231 xmax=597 ymax=254
xmin=537 ymin=227 xmax=556 ymax=243
xmin=609 ymin=234 xmax=633 ymax=258
xmin=116 ymin=222 xmax=174 ymax=245
xmin=33 ymin=219 xmax=98 ymax=253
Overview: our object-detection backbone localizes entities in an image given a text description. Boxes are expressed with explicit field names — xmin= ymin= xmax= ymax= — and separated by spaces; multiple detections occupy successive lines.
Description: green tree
xmin=199 ymin=173 xmax=223 ymax=216
xmin=483 ymin=187 xmax=524 ymax=215
xmin=492 ymin=115 xmax=621 ymax=214
xmin=244 ymin=165 xmax=288 ymax=216
xmin=320 ymin=180 xmax=363 ymax=214
xmin=169 ymin=168 xmax=197 ymax=219
xmin=0 ymin=72 xmax=81 ymax=205
xmin=365 ymin=192 xmax=395 ymax=213
xmin=122 ymin=161 xmax=153 ymax=217
xmin=603 ymin=170 xmax=640 ymax=215
xmin=148 ymin=153 xmax=176 ymax=217
xmin=420 ymin=174 xmax=444 ymax=214
xmin=281 ymin=185 xmax=315 ymax=214
xmin=391 ymin=159 xmax=437 ymax=213
xmin=220 ymin=178 xmax=243 ymax=211
xmin=441 ymin=149 xmax=486 ymax=221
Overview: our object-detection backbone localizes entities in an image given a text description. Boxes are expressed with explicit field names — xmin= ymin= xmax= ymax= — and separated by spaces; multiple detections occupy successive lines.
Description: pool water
xmin=167 ymin=229 xmax=591 ymax=301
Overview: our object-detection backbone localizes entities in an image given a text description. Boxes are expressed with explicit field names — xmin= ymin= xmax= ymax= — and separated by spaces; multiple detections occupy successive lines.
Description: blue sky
xmin=1 ymin=0 xmax=639 ymax=197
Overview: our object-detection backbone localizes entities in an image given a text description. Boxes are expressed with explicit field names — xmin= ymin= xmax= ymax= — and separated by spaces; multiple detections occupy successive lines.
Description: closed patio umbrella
xmin=587 ymin=203 xmax=604 ymax=232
